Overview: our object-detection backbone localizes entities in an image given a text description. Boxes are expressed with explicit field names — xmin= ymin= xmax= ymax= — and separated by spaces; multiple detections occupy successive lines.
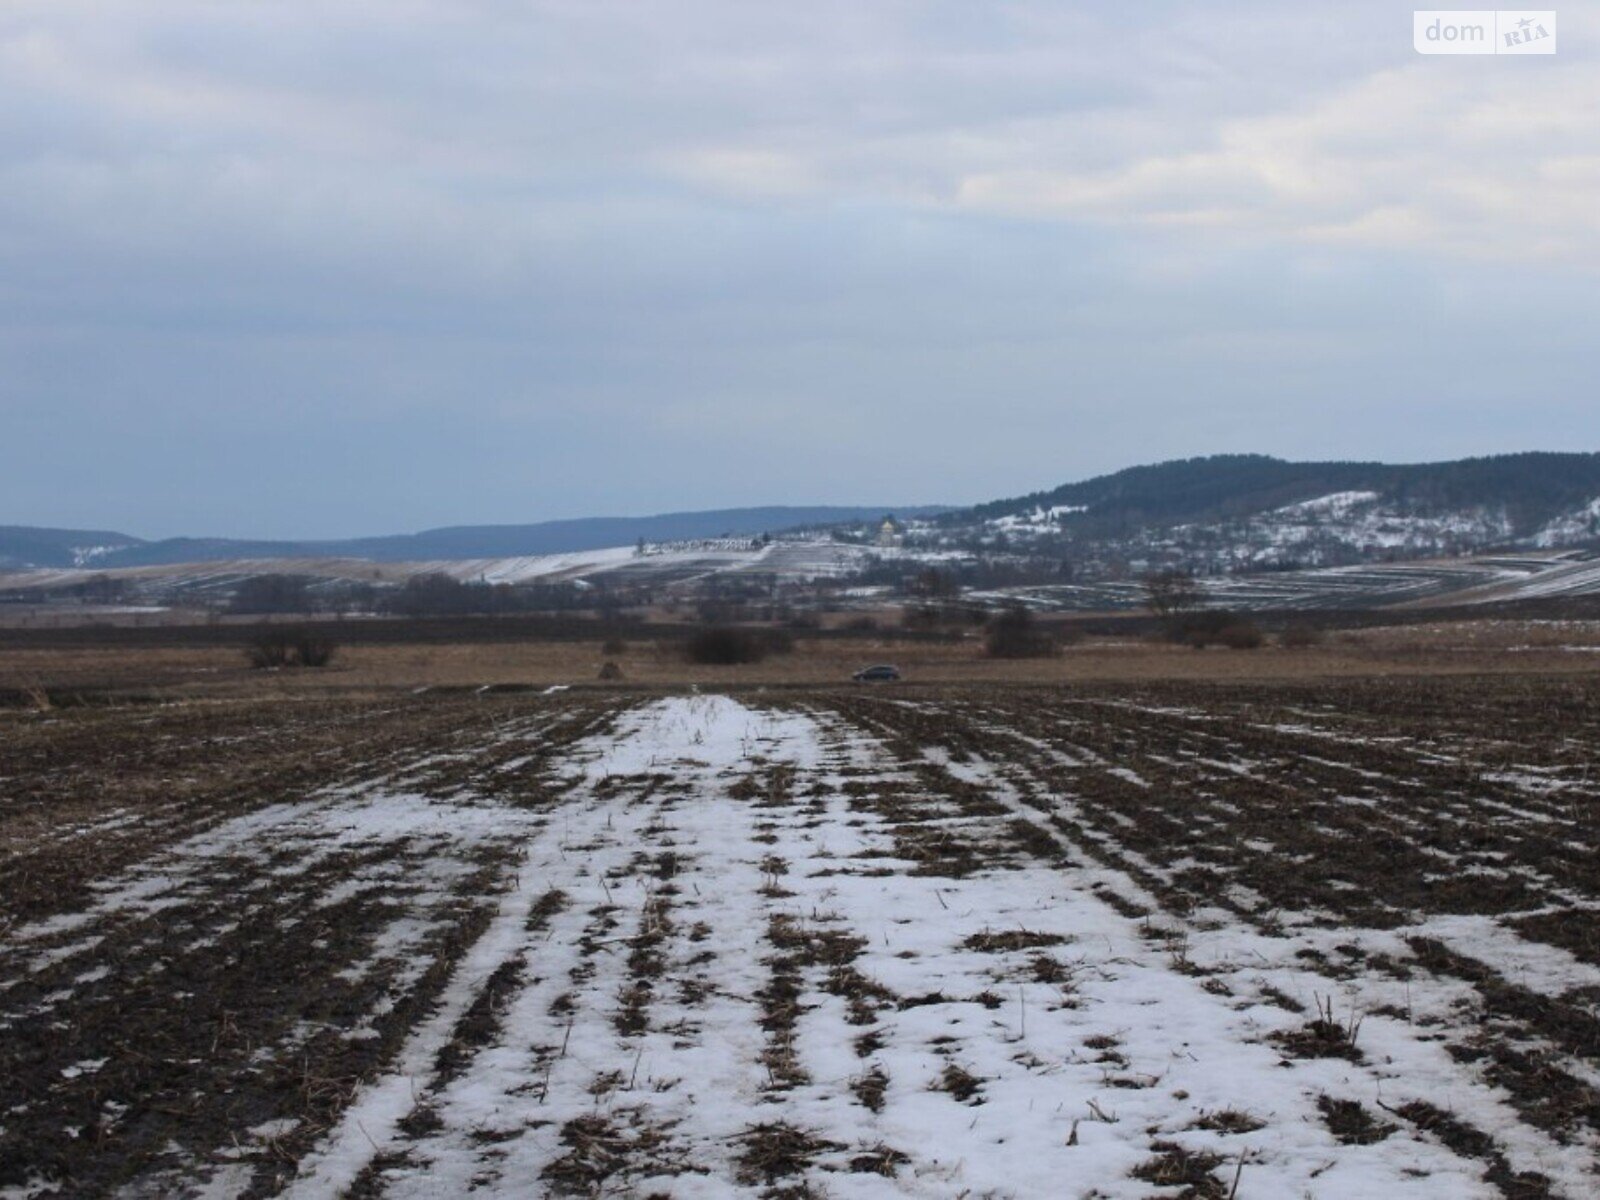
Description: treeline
xmin=0 ymin=574 xmax=135 ymax=605
xmin=228 ymin=572 xmax=605 ymax=616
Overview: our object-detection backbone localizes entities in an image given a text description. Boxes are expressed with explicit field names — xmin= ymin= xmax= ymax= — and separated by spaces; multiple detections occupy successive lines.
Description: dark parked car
xmin=852 ymin=664 xmax=902 ymax=682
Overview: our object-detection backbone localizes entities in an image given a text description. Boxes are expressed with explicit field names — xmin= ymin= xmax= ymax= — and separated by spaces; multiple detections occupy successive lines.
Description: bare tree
xmin=1142 ymin=569 xmax=1202 ymax=617
xmin=231 ymin=574 xmax=314 ymax=615
xmin=983 ymin=604 xmax=1058 ymax=659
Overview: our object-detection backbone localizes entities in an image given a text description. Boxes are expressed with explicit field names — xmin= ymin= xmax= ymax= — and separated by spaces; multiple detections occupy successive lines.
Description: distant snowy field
xmin=7 ymin=537 xmax=1600 ymax=616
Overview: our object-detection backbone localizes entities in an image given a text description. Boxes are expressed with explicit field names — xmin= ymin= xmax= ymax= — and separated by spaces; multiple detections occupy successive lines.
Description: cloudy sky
xmin=2 ymin=1 xmax=1597 ymax=537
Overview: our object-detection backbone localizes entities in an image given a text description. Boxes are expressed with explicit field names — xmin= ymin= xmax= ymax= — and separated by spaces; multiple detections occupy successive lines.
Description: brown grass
xmin=5 ymin=618 xmax=1600 ymax=700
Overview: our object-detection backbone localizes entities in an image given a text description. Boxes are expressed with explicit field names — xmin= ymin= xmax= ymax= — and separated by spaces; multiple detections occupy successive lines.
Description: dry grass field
xmin=3 ymin=617 xmax=1600 ymax=700
xmin=2 ymin=619 xmax=1598 ymax=1197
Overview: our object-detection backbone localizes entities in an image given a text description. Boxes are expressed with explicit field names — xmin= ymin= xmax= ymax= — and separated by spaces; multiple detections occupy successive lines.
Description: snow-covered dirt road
xmin=291 ymin=696 xmax=1597 ymax=1198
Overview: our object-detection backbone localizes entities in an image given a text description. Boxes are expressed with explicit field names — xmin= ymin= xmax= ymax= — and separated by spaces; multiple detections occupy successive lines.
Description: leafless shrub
xmin=246 ymin=631 xmax=294 ymax=669
xmin=1281 ymin=625 xmax=1324 ymax=649
xmin=684 ymin=627 xmax=768 ymax=664
xmin=984 ymin=605 xmax=1058 ymax=659
xmin=1166 ymin=610 xmax=1262 ymax=650
xmin=293 ymin=631 xmax=338 ymax=667
xmin=246 ymin=627 xmax=338 ymax=669
xmin=683 ymin=625 xmax=793 ymax=664
xmin=1214 ymin=621 xmax=1264 ymax=650
xmin=230 ymin=573 xmax=315 ymax=614
xmin=1143 ymin=569 xmax=1203 ymax=616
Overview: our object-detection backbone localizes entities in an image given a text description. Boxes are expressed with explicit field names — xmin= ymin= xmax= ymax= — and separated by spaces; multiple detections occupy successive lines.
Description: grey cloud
xmin=0 ymin=1 xmax=1595 ymax=536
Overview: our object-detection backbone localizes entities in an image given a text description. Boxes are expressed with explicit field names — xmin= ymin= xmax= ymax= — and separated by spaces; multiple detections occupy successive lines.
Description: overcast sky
xmin=2 ymin=1 xmax=1597 ymax=538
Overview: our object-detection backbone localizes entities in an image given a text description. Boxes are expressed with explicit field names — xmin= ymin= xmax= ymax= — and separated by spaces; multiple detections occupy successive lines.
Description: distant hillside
xmin=0 ymin=507 xmax=947 ymax=571
xmin=0 ymin=525 xmax=144 ymax=570
xmin=956 ymin=453 xmax=1600 ymax=536
xmin=921 ymin=452 xmax=1600 ymax=570
xmin=8 ymin=453 xmax=1599 ymax=582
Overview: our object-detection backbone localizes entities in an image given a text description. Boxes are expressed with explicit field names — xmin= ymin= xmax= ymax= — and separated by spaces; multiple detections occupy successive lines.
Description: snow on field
xmin=7 ymin=689 xmax=1598 ymax=1196
xmin=0 ymin=761 xmax=551 ymax=1026
xmin=0 ymin=537 xmax=884 ymax=598
xmin=265 ymin=697 xmax=1597 ymax=1198
xmin=975 ymin=551 xmax=1600 ymax=612
xmin=432 ymin=547 xmax=642 ymax=584
xmin=1471 ymin=555 xmax=1600 ymax=601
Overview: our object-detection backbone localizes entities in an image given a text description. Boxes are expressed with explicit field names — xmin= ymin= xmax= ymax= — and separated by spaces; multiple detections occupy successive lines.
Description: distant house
xmin=876 ymin=515 xmax=902 ymax=549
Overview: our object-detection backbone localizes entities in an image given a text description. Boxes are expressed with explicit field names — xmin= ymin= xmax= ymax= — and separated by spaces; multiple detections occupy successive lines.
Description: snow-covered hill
xmin=7 ymin=453 xmax=1600 ymax=614
xmin=884 ymin=454 xmax=1600 ymax=574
